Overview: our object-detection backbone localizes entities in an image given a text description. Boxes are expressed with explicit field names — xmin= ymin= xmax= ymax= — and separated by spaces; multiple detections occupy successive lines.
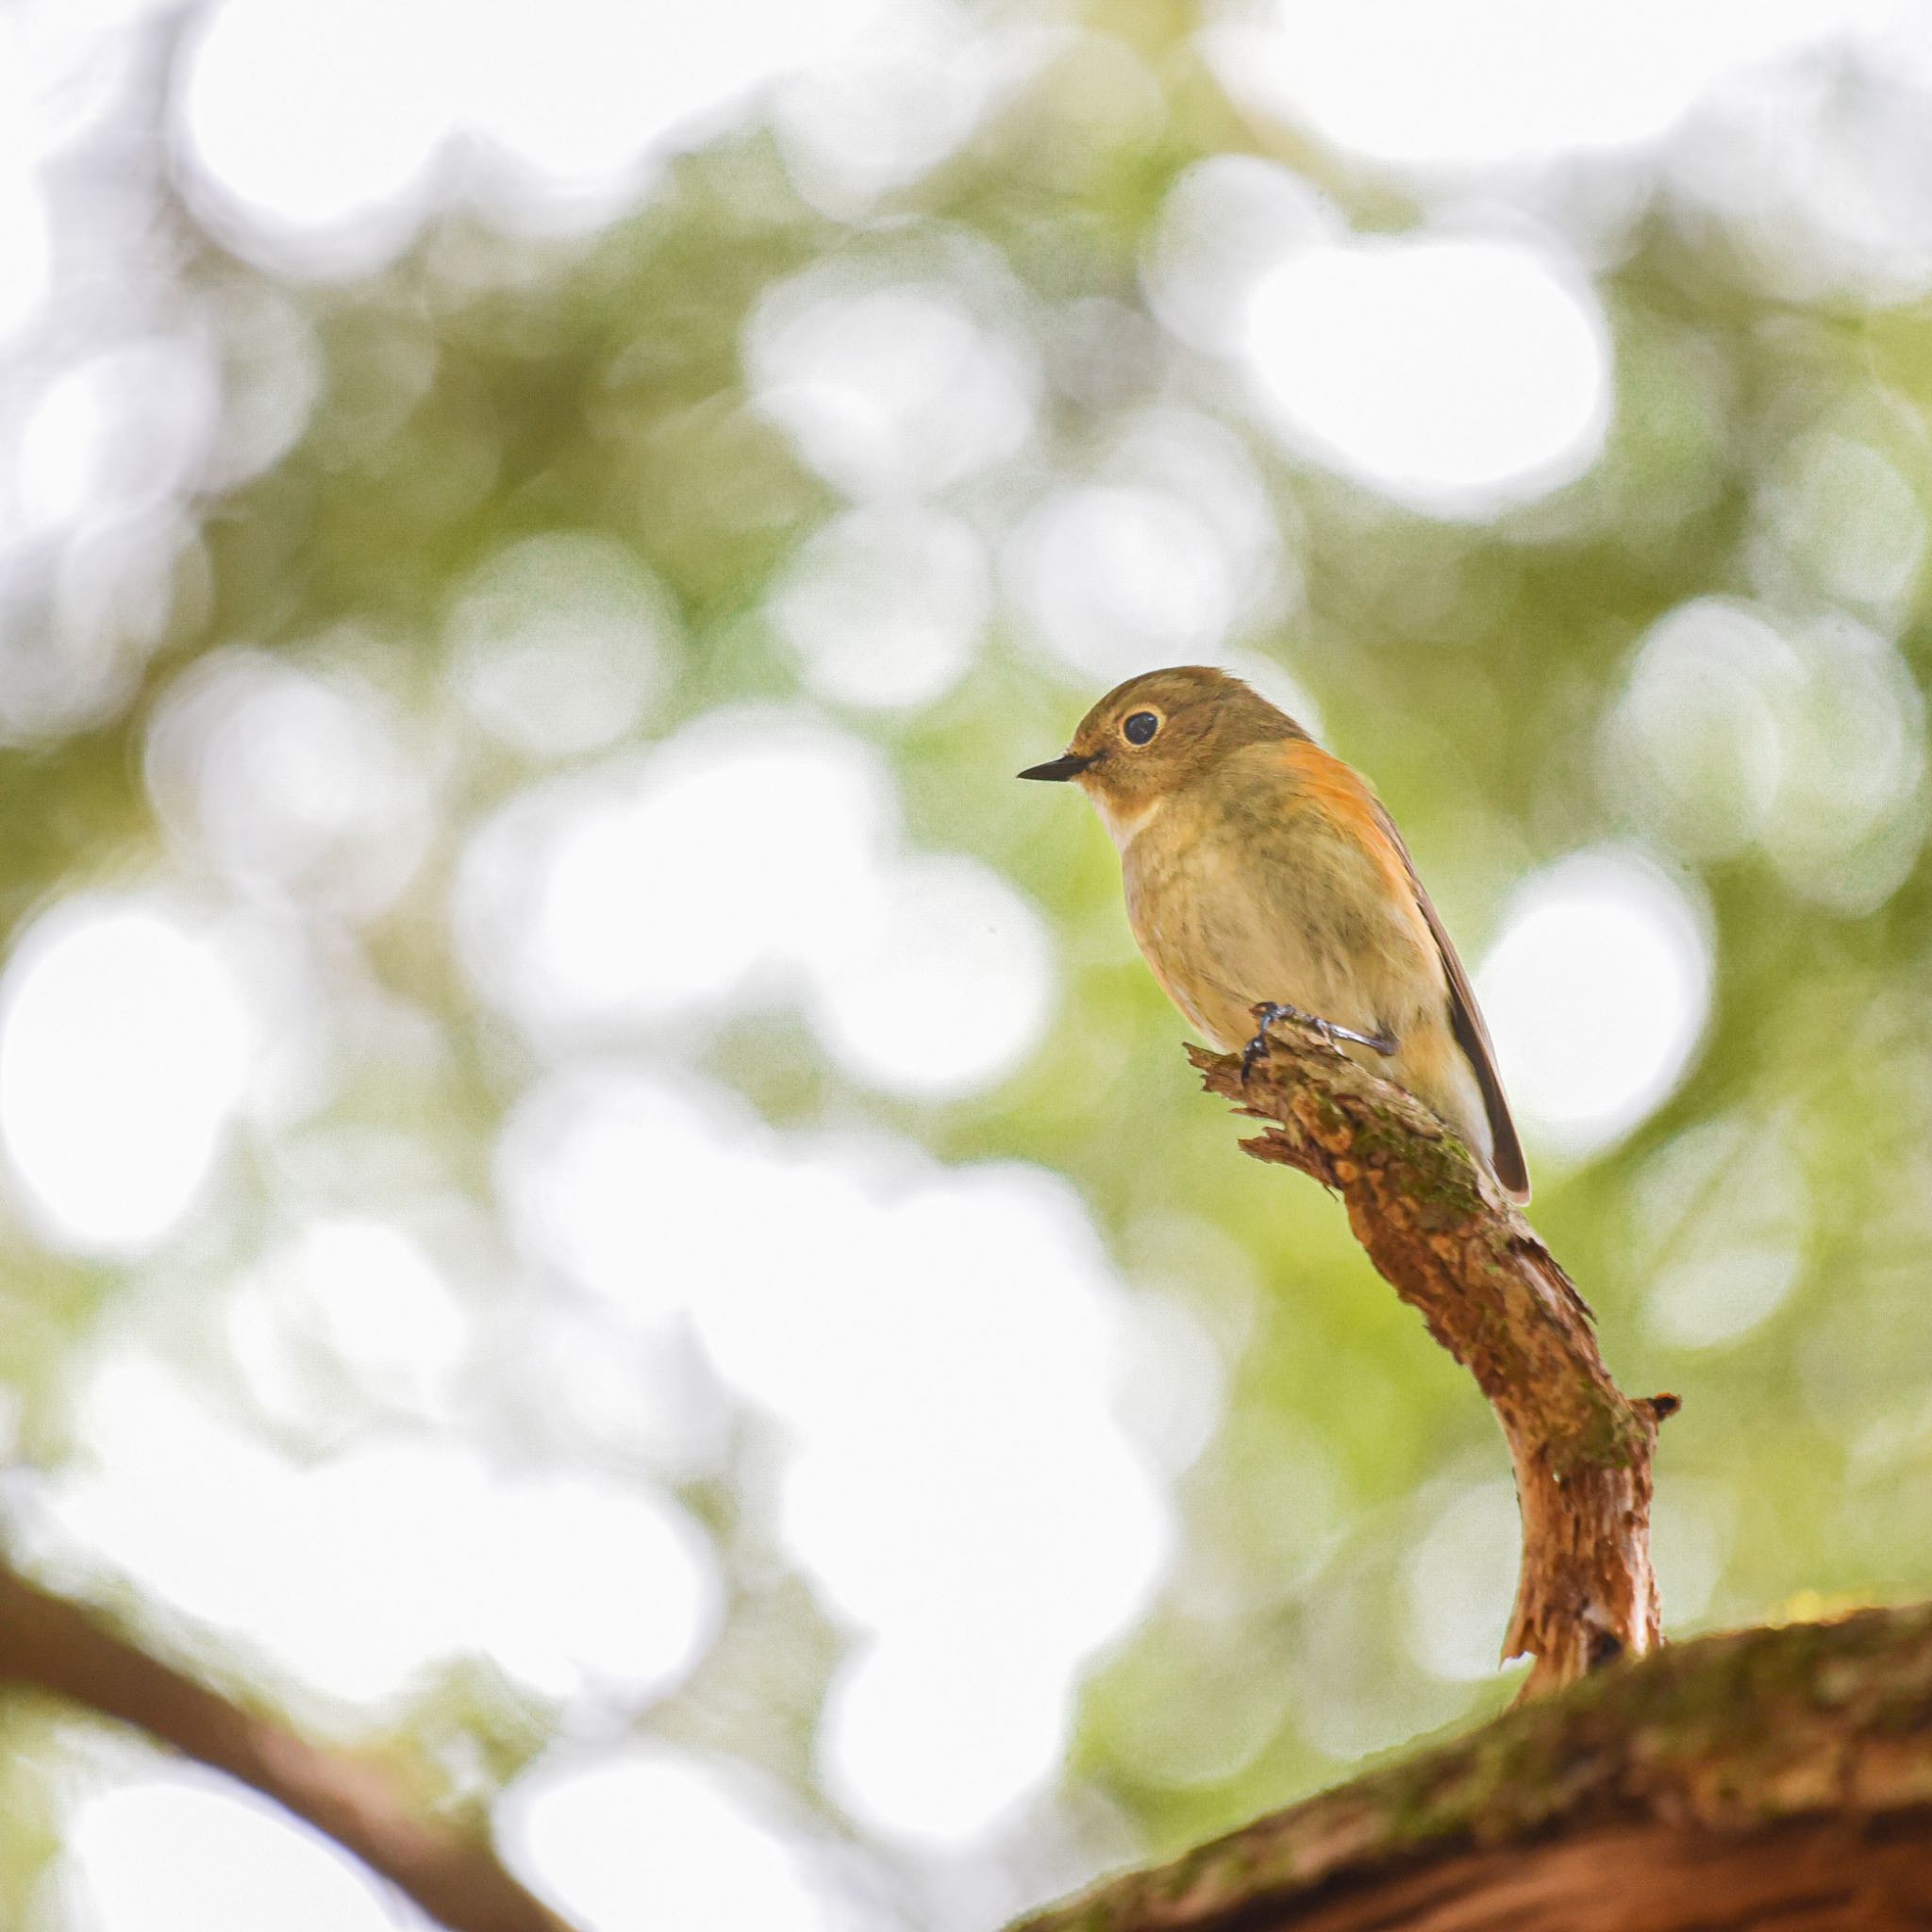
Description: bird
xmin=1019 ymin=665 xmax=1529 ymax=1203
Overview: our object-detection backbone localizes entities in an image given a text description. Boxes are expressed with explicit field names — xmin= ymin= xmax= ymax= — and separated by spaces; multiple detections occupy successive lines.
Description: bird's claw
xmin=1238 ymin=1028 xmax=1272 ymax=1088
xmin=1240 ymin=1002 xmax=1396 ymax=1086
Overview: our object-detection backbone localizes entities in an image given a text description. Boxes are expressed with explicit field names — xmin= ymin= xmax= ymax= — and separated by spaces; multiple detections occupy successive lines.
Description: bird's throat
xmin=1088 ymin=791 xmax=1165 ymax=852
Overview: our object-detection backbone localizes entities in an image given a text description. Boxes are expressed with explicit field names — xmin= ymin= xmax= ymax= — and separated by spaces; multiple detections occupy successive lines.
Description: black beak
xmin=1018 ymin=753 xmax=1096 ymax=782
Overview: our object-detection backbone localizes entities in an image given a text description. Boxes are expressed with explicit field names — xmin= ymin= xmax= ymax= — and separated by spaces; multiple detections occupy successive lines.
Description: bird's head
xmin=1019 ymin=666 xmax=1307 ymax=845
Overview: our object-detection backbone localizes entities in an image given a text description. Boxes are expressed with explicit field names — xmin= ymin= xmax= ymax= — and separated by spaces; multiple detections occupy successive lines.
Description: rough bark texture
xmin=0 ymin=1558 xmax=576 ymax=1932
xmin=1017 ymin=1604 xmax=1932 ymax=1932
xmin=1192 ymin=1023 xmax=1674 ymax=1696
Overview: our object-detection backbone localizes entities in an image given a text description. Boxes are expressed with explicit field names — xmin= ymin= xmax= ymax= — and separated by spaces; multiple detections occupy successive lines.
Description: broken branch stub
xmin=1192 ymin=1018 xmax=1674 ymax=1697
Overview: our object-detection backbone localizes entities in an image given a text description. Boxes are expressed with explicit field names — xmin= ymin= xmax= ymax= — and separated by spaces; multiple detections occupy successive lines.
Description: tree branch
xmin=0 ymin=1557 xmax=577 ymax=1932
xmin=1191 ymin=1020 xmax=1674 ymax=1697
xmin=1017 ymin=1603 xmax=1932 ymax=1932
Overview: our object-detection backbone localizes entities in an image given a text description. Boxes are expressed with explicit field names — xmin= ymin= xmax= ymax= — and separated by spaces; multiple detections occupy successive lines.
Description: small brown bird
xmin=1021 ymin=666 xmax=1529 ymax=1202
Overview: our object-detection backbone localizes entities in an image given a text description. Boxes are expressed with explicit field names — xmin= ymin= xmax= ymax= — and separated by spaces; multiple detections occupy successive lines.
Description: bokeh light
xmin=503 ymin=1745 xmax=858 ymax=1932
xmin=499 ymin=1073 xmax=1169 ymax=1840
xmin=745 ymin=247 xmax=1040 ymax=499
xmin=448 ymin=532 xmax=677 ymax=758
xmin=58 ymin=1768 xmax=406 ymax=1932
xmin=1242 ymin=236 xmax=1612 ymax=516
xmin=1142 ymin=157 xmax=1341 ymax=356
xmin=0 ymin=900 xmax=253 ymax=1254
xmin=804 ymin=854 xmax=1056 ymax=1098
xmin=767 ymin=505 xmax=989 ymax=710
xmin=1403 ymin=1481 xmax=1519 ymax=1681
xmin=1204 ymin=0 xmax=1874 ymax=172
xmin=37 ymin=1353 xmax=722 ymax=1707
xmin=4 ymin=0 xmax=1932 ymax=1922
xmin=230 ymin=1213 xmax=468 ymax=1414
xmin=146 ymin=650 xmax=435 ymax=917
xmin=14 ymin=341 xmax=220 ymax=536
xmin=456 ymin=713 xmax=896 ymax=1039
xmin=1478 ymin=850 xmax=1711 ymax=1158
xmin=1633 ymin=1116 xmax=1810 ymax=1351
xmin=1005 ymin=409 xmax=1289 ymax=676
xmin=0 ymin=48 xmax=54 ymax=346
xmin=1603 ymin=598 xmax=1927 ymax=908
xmin=175 ymin=0 xmax=890 ymax=271
xmin=175 ymin=0 xmax=450 ymax=274
xmin=769 ymin=0 xmax=1034 ymax=216
xmin=457 ymin=709 xmax=1054 ymax=1091
xmin=774 ymin=1160 xmax=1173 ymax=1840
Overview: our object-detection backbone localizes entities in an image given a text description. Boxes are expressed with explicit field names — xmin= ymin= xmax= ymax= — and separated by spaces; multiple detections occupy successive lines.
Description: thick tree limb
xmin=1192 ymin=1022 xmax=1674 ymax=1697
xmin=1018 ymin=1602 xmax=1932 ymax=1932
xmin=0 ymin=1557 xmax=577 ymax=1932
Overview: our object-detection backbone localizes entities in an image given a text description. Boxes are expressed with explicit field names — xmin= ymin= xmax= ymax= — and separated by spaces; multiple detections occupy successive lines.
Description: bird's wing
xmin=1369 ymin=799 xmax=1531 ymax=1204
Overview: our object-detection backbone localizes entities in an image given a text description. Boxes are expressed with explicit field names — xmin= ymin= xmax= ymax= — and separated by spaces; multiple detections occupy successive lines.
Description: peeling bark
xmin=1191 ymin=1023 xmax=1674 ymax=1696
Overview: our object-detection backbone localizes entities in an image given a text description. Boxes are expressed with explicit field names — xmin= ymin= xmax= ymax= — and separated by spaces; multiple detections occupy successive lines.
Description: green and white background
xmin=2 ymin=0 xmax=1931 ymax=1925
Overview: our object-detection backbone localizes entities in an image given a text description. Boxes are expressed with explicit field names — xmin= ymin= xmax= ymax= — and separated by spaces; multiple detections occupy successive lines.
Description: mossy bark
xmin=1019 ymin=1604 xmax=1932 ymax=1932
xmin=1191 ymin=1023 xmax=1674 ymax=1695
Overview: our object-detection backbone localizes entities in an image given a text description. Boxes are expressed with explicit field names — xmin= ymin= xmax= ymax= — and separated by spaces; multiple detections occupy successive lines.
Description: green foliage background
xmin=4 ymin=1 xmax=1932 ymax=1924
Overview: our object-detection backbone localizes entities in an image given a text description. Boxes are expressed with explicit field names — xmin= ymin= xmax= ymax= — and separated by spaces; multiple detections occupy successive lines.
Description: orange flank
xmin=1276 ymin=741 xmax=1434 ymax=943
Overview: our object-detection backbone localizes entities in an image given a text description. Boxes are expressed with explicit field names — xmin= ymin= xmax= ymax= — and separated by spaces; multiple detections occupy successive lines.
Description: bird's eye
xmin=1123 ymin=710 xmax=1160 ymax=745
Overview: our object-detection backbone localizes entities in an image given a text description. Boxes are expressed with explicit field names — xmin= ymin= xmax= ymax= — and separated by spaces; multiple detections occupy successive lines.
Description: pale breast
xmin=1123 ymin=802 xmax=1443 ymax=1055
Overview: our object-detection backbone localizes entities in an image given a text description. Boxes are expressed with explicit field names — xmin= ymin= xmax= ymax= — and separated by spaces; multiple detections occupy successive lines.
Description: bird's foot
xmin=1241 ymin=1002 xmax=1397 ymax=1086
